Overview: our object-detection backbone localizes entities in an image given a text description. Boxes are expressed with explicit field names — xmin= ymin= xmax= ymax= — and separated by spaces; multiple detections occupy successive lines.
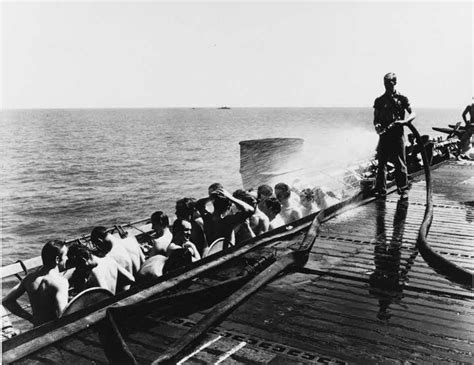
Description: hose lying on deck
xmin=406 ymin=122 xmax=473 ymax=289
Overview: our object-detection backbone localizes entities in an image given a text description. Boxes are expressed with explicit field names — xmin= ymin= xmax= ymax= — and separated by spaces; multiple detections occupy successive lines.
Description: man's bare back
xmin=23 ymin=268 xmax=69 ymax=325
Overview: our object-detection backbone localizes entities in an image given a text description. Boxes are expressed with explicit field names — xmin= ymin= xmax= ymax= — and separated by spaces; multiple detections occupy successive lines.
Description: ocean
xmin=0 ymin=107 xmax=460 ymax=265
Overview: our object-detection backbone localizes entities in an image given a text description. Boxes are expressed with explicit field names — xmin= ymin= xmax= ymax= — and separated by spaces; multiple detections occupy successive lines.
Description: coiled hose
xmin=406 ymin=122 xmax=473 ymax=289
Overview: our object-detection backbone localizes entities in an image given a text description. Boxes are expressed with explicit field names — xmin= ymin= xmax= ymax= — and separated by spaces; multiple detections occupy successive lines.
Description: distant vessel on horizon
xmin=218 ymin=106 xmax=231 ymax=110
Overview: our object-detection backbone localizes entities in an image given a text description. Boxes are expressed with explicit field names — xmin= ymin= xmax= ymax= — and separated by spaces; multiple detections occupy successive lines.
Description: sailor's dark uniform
xmin=373 ymin=91 xmax=411 ymax=194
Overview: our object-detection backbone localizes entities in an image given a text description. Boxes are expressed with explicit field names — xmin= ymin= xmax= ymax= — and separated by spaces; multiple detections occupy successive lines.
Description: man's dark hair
xmin=151 ymin=211 xmax=169 ymax=227
xmin=264 ymin=197 xmax=282 ymax=215
xmin=208 ymin=182 xmax=223 ymax=195
xmin=67 ymin=243 xmax=93 ymax=293
xmin=90 ymin=226 xmax=112 ymax=257
xmin=233 ymin=189 xmax=257 ymax=206
xmin=163 ymin=248 xmax=192 ymax=275
xmin=67 ymin=242 xmax=92 ymax=268
xmin=41 ymin=240 xmax=66 ymax=268
xmin=275 ymin=182 xmax=291 ymax=200
xmin=175 ymin=198 xmax=196 ymax=219
xmin=257 ymin=184 xmax=273 ymax=200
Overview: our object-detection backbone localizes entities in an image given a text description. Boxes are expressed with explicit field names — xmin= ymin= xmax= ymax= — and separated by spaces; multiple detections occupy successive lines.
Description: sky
xmin=1 ymin=1 xmax=472 ymax=109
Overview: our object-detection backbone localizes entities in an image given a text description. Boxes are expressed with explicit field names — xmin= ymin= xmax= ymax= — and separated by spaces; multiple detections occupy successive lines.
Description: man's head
xmin=264 ymin=197 xmax=282 ymax=220
xmin=257 ymin=184 xmax=273 ymax=203
xmin=299 ymin=188 xmax=315 ymax=208
xmin=274 ymin=182 xmax=291 ymax=202
xmin=233 ymin=189 xmax=257 ymax=208
xmin=151 ymin=211 xmax=169 ymax=236
xmin=90 ymin=226 xmax=112 ymax=257
xmin=172 ymin=219 xmax=193 ymax=246
xmin=212 ymin=195 xmax=232 ymax=215
xmin=67 ymin=243 xmax=92 ymax=269
xmin=175 ymin=197 xmax=196 ymax=220
xmin=163 ymin=248 xmax=193 ymax=275
xmin=41 ymin=239 xmax=68 ymax=270
xmin=208 ymin=182 xmax=223 ymax=196
xmin=383 ymin=72 xmax=397 ymax=92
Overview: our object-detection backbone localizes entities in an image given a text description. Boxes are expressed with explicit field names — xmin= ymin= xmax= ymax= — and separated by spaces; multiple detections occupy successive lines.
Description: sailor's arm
xmin=2 ymin=281 xmax=26 ymax=304
xmin=218 ymin=188 xmax=255 ymax=215
xmin=462 ymin=105 xmax=470 ymax=124
xmin=373 ymin=107 xmax=383 ymax=134
xmin=2 ymin=281 xmax=34 ymax=322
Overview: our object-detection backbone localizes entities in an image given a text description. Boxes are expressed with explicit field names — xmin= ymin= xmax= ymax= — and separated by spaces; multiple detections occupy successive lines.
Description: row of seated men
xmin=1 ymin=182 xmax=338 ymax=332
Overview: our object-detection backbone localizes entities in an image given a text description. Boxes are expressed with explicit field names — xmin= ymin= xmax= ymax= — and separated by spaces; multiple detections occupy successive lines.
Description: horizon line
xmin=2 ymin=105 xmax=462 ymax=111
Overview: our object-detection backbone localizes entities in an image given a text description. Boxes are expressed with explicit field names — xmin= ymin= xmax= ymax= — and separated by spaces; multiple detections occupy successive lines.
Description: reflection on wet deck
xmin=186 ymin=160 xmax=473 ymax=363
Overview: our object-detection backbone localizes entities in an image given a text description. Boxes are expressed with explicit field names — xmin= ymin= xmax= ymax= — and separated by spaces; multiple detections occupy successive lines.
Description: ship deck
xmin=9 ymin=160 xmax=474 ymax=364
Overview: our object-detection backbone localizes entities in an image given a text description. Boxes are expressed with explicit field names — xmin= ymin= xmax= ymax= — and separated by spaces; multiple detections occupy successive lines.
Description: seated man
xmin=136 ymin=248 xmax=193 ymax=284
xmin=196 ymin=186 xmax=255 ymax=247
xmin=149 ymin=211 xmax=174 ymax=257
xmin=274 ymin=182 xmax=303 ymax=224
xmin=264 ymin=197 xmax=285 ymax=230
xmin=173 ymin=197 xmax=207 ymax=256
xmin=299 ymin=188 xmax=320 ymax=216
xmin=67 ymin=243 xmax=135 ymax=295
xmin=90 ymin=227 xmax=134 ymax=276
xmin=313 ymin=186 xmax=340 ymax=210
xmin=2 ymin=240 xmax=69 ymax=326
xmin=257 ymin=184 xmax=273 ymax=219
xmin=171 ymin=218 xmax=201 ymax=262
xmin=233 ymin=189 xmax=269 ymax=242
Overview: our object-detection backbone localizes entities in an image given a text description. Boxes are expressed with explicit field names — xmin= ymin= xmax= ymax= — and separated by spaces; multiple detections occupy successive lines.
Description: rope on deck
xmin=407 ymin=123 xmax=473 ymax=289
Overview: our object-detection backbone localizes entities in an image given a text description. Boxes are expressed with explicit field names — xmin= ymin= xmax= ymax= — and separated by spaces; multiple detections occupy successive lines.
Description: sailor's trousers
xmin=375 ymin=136 xmax=408 ymax=193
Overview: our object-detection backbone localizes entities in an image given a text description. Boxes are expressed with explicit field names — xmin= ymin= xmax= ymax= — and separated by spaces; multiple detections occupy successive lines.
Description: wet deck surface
xmin=8 ymin=160 xmax=474 ymax=364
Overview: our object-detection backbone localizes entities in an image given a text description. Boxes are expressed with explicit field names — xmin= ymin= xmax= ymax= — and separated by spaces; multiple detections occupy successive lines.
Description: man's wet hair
xmin=67 ymin=243 xmax=93 ymax=292
xmin=264 ymin=197 xmax=282 ymax=215
xmin=275 ymin=182 xmax=291 ymax=199
xmin=257 ymin=184 xmax=273 ymax=200
xmin=41 ymin=239 xmax=66 ymax=268
xmin=175 ymin=198 xmax=196 ymax=219
xmin=208 ymin=182 xmax=223 ymax=195
xmin=163 ymin=248 xmax=192 ymax=275
xmin=90 ymin=226 xmax=112 ymax=257
xmin=233 ymin=189 xmax=257 ymax=206
xmin=67 ymin=242 xmax=92 ymax=268
xmin=151 ymin=211 xmax=169 ymax=228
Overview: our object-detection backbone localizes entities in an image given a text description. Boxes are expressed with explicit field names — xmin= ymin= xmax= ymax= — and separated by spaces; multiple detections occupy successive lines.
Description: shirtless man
xmin=67 ymin=243 xmax=135 ymax=295
xmin=91 ymin=226 xmax=134 ymax=275
xmin=173 ymin=197 xmax=207 ymax=255
xmin=274 ymin=182 xmax=302 ymax=224
xmin=2 ymin=240 xmax=69 ymax=326
xmin=137 ymin=248 xmax=193 ymax=284
xmin=257 ymin=184 xmax=273 ymax=218
xmin=171 ymin=219 xmax=201 ymax=262
xmin=233 ymin=189 xmax=269 ymax=240
xmin=299 ymin=188 xmax=319 ymax=216
xmin=149 ymin=211 xmax=174 ymax=257
xmin=264 ymin=197 xmax=285 ymax=230
xmin=196 ymin=186 xmax=255 ymax=247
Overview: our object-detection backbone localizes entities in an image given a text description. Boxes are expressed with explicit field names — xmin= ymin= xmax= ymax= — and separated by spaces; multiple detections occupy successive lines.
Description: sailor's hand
xmin=374 ymin=124 xmax=383 ymax=134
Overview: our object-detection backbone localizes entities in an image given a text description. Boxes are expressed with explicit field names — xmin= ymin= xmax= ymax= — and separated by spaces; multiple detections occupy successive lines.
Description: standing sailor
xmin=373 ymin=72 xmax=416 ymax=200
xmin=459 ymin=99 xmax=473 ymax=159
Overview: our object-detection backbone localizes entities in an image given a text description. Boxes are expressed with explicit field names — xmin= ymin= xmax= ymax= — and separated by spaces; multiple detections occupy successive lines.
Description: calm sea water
xmin=0 ymin=107 xmax=460 ymax=265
